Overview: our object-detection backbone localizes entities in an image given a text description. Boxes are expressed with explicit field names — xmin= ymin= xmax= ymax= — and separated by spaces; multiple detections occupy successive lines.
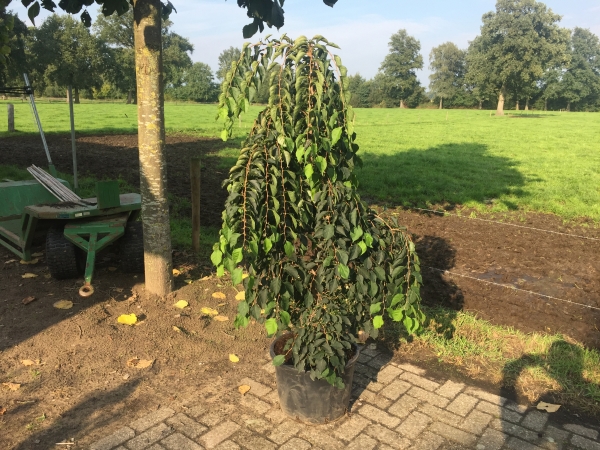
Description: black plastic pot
xmin=269 ymin=334 xmax=361 ymax=424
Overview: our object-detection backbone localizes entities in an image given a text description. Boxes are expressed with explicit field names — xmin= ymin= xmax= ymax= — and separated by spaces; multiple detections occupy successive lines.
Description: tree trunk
xmin=525 ymin=98 xmax=529 ymax=111
xmin=515 ymin=100 xmax=519 ymax=111
xmin=127 ymin=89 xmax=133 ymax=104
xmin=479 ymin=100 xmax=483 ymax=110
xmin=566 ymin=102 xmax=571 ymax=112
xmin=400 ymin=99 xmax=406 ymax=109
xmin=74 ymin=87 xmax=80 ymax=104
xmin=133 ymin=0 xmax=173 ymax=297
xmin=66 ymin=88 xmax=71 ymax=104
xmin=439 ymin=97 xmax=443 ymax=109
xmin=544 ymin=98 xmax=548 ymax=111
xmin=496 ymin=87 xmax=506 ymax=116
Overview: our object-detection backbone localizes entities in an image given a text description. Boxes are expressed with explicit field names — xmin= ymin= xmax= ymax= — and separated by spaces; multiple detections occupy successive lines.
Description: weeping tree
xmin=14 ymin=0 xmax=341 ymax=298
xmin=212 ymin=35 xmax=424 ymax=386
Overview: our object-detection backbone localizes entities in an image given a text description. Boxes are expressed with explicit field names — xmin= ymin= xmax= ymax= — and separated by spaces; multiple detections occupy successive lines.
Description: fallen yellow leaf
xmin=184 ymin=279 xmax=193 ymax=284
xmin=32 ymin=252 xmax=44 ymax=257
xmin=127 ymin=358 xmax=154 ymax=369
xmin=22 ymin=296 xmax=36 ymax=305
xmin=218 ymin=302 xmax=226 ymax=307
xmin=173 ymin=326 xmax=182 ymax=332
xmin=238 ymin=385 xmax=251 ymax=395
xmin=201 ymin=307 xmax=219 ymax=316
xmin=21 ymin=273 xmax=38 ymax=279
xmin=242 ymin=273 xmax=249 ymax=279
xmin=21 ymin=360 xmax=36 ymax=366
xmin=0 ymin=406 xmax=6 ymax=415
xmin=20 ymin=258 xmax=39 ymax=265
xmin=173 ymin=268 xmax=181 ymax=276
xmin=2 ymin=382 xmax=20 ymax=391
xmin=214 ymin=316 xmax=229 ymax=322
xmin=4 ymin=259 xmax=18 ymax=264
xmin=229 ymin=354 xmax=240 ymax=363
xmin=108 ymin=267 xmax=117 ymax=272
xmin=235 ymin=291 xmax=245 ymax=301
xmin=53 ymin=300 xmax=73 ymax=310
xmin=117 ymin=314 xmax=137 ymax=325
xmin=173 ymin=300 xmax=189 ymax=309
xmin=212 ymin=292 xmax=226 ymax=300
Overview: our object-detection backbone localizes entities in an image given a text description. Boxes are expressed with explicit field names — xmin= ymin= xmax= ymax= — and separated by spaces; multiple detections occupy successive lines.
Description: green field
xmin=2 ymin=101 xmax=599 ymax=222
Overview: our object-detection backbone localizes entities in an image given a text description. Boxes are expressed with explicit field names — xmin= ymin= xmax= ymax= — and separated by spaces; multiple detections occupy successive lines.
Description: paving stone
xmin=166 ymin=413 xmax=208 ymax=439
xmin=126 ymin=423 xmax=172 ymax=450
xmin=230 ymin=430 xmax=277 ymax=450
xmin=358 ymin=404 xmax=401 ymax=428
xmin=129 ymin=408 xmax=176 ymax=433
xmin=364 ymin=423 xmax=409 ymax=448
xmin=430 ymin=421 xmax=477 ymax=446
xmin=146 ymin=445 xmax=165 ymax=450
xmin=355 ymin=363 xmax=376 ymax=376
xmin=160 ymin=433 xmax=203 ymax=450
xmin=263 ymin=390 xmax=280 ymax=405
xmin=298 ymin=428 xmax=345 ymax=449
xmin=396 ymin=363 xmax=426 ymax=375
xmin=506 ymin=403 xmax=529 ymax=414
xmin=346 ymin=434 xmax=378 ymax=450
xmin=90 ymin=427 xmax=136 ymax=450
xmin=506 ymin=437 xmax=544 ymax=450
xmin=261 ymin=362 xmax=276 ymax=374
xmin=572 ymin=435 xmax=600 ymax=450
xmin=446 ymin=394 xmax=479 ymax=417
xmin=464 ymin=387 xmax=507 ymax=406
xmin=354 ymin=373 xmax=372 ymax=388
xmin=396 ymin=411 xmax=433 ymax=439
xmin=366 ymin=379 xmax=387 ymax=393
xmin=381 ymin=379 xmax=412 ymax=400
xmin=367 ymin=354 xmax=393 ymax=370
xmin=412 ymin=431 xmax=446 ymax=450
xmin=242 ymin=417 xmax=272 ymax=434
xmin=408 ymin=386 xmax=450 ymax=408
xmin=332 ymin=414 xmax=371 ymax=441
xmin=436 ymin=380 xmax=465 ymax=399
xmin=477 ymin=400 xmax=523 ymax=423
xmin=240 ymin=394 xmax=272 ymax=414
xmin=419 ymin=403 xmax=462 ymax=427
xmin=194 ymin=405 xmax=236 ymax=427
xmin=377 ymin=364 xmax=404 ymax=384
xmin=279 ymin=438 xmax=311 ymax=450
xmin=353 ymin=387 xmax=392 ymax=409
xmin=198 ymin=421 xmax=241 ymax=449
xmin=265 ymin=408 xmax=287 ymax=424
xmin=564 ymin=424 xmax=599 ymax=440
xmin=358 ymin=353 xmax=374 ymax=364
xmin=268 ymin=420 xmax=303 ymax=444
xmin=213 ymin=441 xmax=240 ymax=450
xmin=521 ymin=410 xmax=549 ymax=432
xmin=388 ymin=393 xmax=421 ymax=418
xmin=400 ymin=372 xmax=441 ymax=391
xmin=460 ymin=410 xmax=493 ymax=435
xmin=543 ymin=425 xmax=570 ymax=444
xmin=361 ymin=344 xmax=380 ymax=357
xmin=490 ymin=418 xmax=540 ymax=442
xmin=477 ymin=428 xmax=508 ymax=450
xmin=238 ymin=378 xmax=272 ymax=397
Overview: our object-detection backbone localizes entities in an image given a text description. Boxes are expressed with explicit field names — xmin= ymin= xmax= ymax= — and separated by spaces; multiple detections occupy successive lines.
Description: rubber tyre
xmin=120 ymin=221 xmax=144 ymax=273
xmin=46 ymin=226 xmax=84 ymax=280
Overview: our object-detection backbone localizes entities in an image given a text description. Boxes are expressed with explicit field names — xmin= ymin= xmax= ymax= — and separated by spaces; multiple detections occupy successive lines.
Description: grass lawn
xmin=2 ymin=101 xmax=599 ymax=222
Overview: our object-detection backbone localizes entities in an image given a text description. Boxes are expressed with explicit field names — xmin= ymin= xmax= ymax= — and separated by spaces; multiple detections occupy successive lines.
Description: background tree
xmin=466 ymin=0 xmax=570 ymax=116
xmin=378 ymin=29 xmax=423 ymax=108
xmin=0 ymin=9 xmax=27 ymax=86
xmin=347 ymin=73 xmax=372 ymax=108
xmin=167 ymin=61 xmax=217 ymax=102
xmin=429 ymin=42 xmax=466 ymax=109
xmin=30 ymin=15 xmax=107 ymax=103
xmin=216 ymin=46 xmax=241 ymax=81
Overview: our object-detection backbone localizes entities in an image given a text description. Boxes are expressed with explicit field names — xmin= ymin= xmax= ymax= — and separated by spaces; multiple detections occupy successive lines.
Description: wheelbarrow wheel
xmin=46 ymin=226 xmax=85 ymax=280
xmin=120 ymin=221 xmax=144 ymax=273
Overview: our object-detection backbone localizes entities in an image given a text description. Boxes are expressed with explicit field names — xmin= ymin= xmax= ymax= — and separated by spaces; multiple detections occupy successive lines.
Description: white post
xmin=68 ymin=86 xmax=78 ymax=189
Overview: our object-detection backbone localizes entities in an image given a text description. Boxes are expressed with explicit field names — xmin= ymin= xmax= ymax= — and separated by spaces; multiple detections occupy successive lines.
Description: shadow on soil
xmin=12 ymin=379 xmax=143 ymax=450
xmin=358 ymin=142 xmax=528 ymax=210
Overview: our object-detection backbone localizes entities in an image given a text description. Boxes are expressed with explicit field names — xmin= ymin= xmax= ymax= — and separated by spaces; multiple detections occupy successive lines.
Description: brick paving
xmin=89 ymin=346 xmax=600 ymax=450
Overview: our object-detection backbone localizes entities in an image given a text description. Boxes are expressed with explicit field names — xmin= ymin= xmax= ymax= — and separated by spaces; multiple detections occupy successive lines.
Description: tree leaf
xmin=284 ymin=241 xmax=294 ymax=257
xmin=235 ymin=291 xmax=245 ymax=301
xmin=331 ymin=127 xmax=343 ymax=146
xmin=232 ymin=267 xmax=243 ymax=286
xmin=201 ymin=307 xmax=219 ymax=316
xmin=265 ymin=318 xmax=278 ymax=336
xmin=173 ymin=300 xmax=189 ymax=309
xmin=53 ymin=300 xmax=73 ymax=310
xmin=304 ymin=164 xmax=314 ymax=179
xmin=272 ymin=355 xmax=286 ymax=366
xmin=338 ymin=264 xmax=350 ymax=279
xmin=373 ymin=315 xmax=384 ymax=329
xmin=350 ymin=227 xmax=363 ymax=242
xmin=117 ymin=314 xmax=137 ymax=325
xmin=370 ymin=302 xmax=382 ymax=314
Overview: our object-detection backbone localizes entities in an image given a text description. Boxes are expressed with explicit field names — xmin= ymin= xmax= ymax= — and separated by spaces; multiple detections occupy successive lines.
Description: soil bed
xmin=0 ymin=133 xmax=599 ymax=447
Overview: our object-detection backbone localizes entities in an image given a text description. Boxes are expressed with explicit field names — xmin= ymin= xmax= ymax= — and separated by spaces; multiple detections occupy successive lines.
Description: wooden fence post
xmin=7 ymin=104 xmax=15 ymax=132
xmin=191 ymin=157 xmax=201 ymax=253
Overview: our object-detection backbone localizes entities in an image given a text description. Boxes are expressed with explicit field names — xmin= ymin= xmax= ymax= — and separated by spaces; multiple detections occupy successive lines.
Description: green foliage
xmin=0 ymin=9 xmax=27 ymax=85
xmin=428 ymin=42 xmax=467 ymax=108
xmin=217 ymin=46 xmax=242 ymax=81
xmin=167 ymin=62 xmax=218 ymax=102
xmin=213 ymin=35 xmax=424 ymax=387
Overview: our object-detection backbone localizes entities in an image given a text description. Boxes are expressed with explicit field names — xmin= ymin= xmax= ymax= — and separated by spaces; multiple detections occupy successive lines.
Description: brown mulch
xmin=0 ymin=133 xmax=599 ymax=448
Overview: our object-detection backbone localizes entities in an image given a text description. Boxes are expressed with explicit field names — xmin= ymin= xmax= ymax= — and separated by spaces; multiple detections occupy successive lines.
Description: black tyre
xmin=46 ymin=226 xmax=84 ymax=280
xmin=120 ymin=221 xmax=144 ymax=273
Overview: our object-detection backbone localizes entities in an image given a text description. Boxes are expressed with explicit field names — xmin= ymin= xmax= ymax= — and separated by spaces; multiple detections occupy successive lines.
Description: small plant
xmin=213 ymin=35 xmax=425 ymax=388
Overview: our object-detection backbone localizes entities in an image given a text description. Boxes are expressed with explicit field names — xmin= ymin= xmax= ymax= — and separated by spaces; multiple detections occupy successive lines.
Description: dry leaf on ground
xmin=108 ymin=267 xmax=117 ymax=272
xmin=235 ymin=291 xmax=245 ymax=301
xmin=173 ymin=326 xmax=182 ymax=333
xmin=117 ymin=314 xmax=137 ymax=325
xmin=53 ymin=300 xmax=73 ymax=310
xmin=184 ymin=279 xmax=193 ymax=284
xmin=201 ymin=307 xmax=219 ymax=316
xmin=21 ymin=360 xmax=39 ymax=366
xmin=173 ymin=300 xmax=189 ymax=309
xmin=214 ymin=316 xmax=229 ymax=322
xmin=200 ymin=275 xmax=211 ymax=281
xmin=32 ymin=252 xmax=44 ymax=257
xmin=218 ymin=302 xmax=226 ymax=307
xmin=537 ymin=402 xmax=560 ymax=413
xmin=44 ymin=274 xmax=51 ymax=279
xmin=229 ymin=354 xmax=240 ymax=363
xmin=127 ymin=358 xmax=154 ymax=369
xmin=4 ymin=259 xmax=18 ymax=264
xmin=0 ymin=406 xmax=6 ymax=415
xmin=173 ymin=269 xmax=181 ymax=276
xmin=2 ymin=382 xmax=20 ymax=391
xmin=22 ymin=296 xmax=36 ymax=305
xmin=212 ymin=292 xmax=226 ymax=300
xmin=21 ymin=273 xmax=38 ymax=279
xmin=238 ymin=385 xmax=251 ymax=395
xmin=242 ymin=273 xmax=249 ymax=280
xmin=20 ymin=259 xmax=39 ymax=265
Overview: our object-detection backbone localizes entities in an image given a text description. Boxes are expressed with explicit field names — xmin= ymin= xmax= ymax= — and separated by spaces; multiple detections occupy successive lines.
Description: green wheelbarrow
xmin=0 ymin=179 xmax=143 ymax=297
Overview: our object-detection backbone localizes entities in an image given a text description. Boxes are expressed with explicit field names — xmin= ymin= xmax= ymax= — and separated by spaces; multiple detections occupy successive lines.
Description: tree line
xmin=348 ymin=0 xmax=600 ymax=113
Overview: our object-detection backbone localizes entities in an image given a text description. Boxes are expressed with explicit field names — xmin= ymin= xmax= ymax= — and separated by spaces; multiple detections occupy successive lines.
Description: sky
xmin=6 ymin=0 xmax=600 ymax=85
